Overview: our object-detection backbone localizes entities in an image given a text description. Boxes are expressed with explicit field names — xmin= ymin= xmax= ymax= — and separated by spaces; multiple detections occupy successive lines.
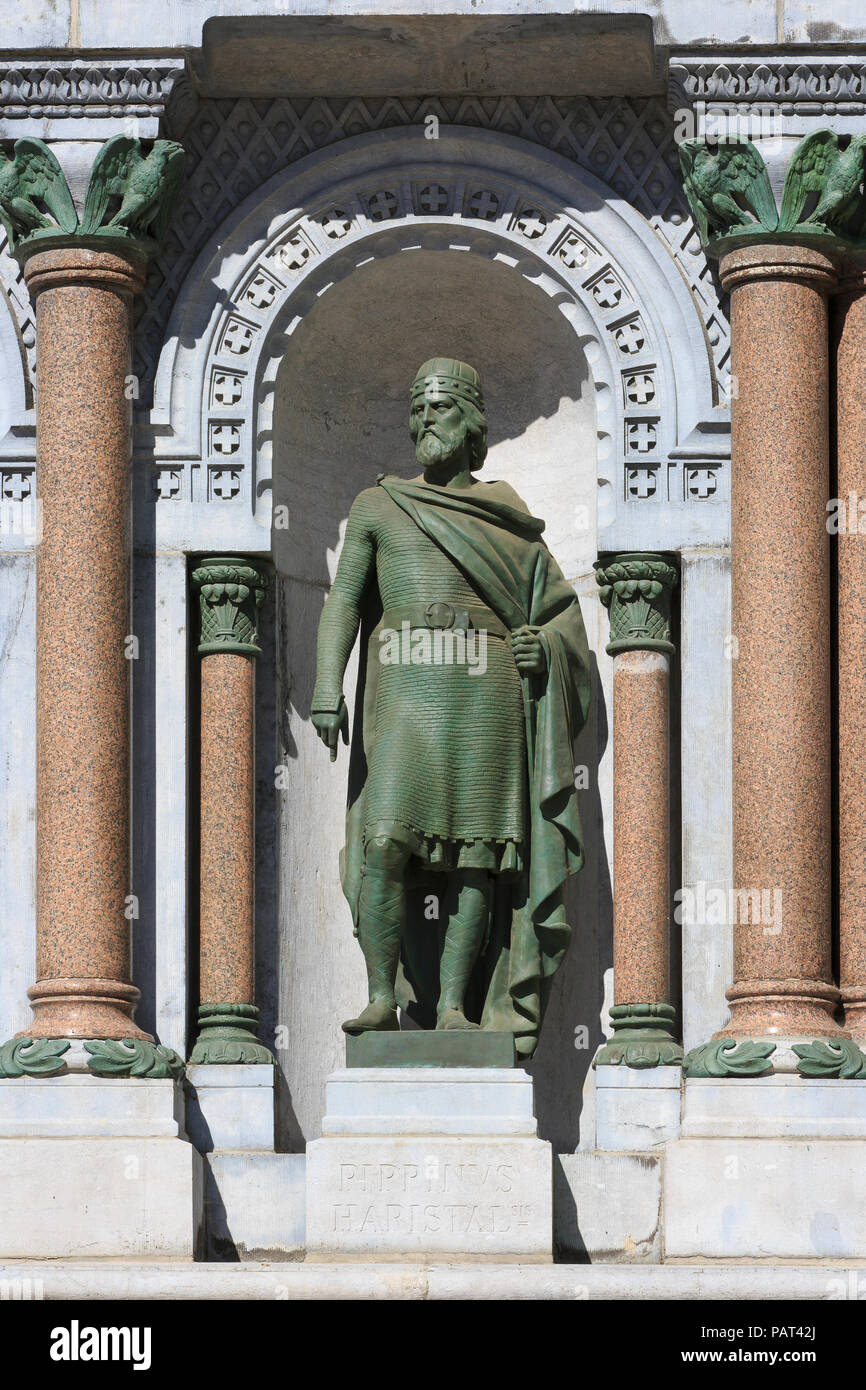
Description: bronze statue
xmin=312 ymin=358 xmax=591 ymax=1057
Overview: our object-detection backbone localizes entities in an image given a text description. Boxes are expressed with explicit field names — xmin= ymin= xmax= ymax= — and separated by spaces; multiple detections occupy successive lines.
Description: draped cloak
xmin=340 ymin=475 xmax=592 ymax=1057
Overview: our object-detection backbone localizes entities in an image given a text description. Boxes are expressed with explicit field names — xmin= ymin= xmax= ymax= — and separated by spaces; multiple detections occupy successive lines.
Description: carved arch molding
xmin=5 ymin=127 xmax=728 ymax=553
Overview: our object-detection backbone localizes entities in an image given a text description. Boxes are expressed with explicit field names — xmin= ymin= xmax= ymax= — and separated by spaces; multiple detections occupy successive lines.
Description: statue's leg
xmin=436 ymin=869 xmax=492 ymax=1030
xmin=342 ymin=834 xmax=410 ymax=1034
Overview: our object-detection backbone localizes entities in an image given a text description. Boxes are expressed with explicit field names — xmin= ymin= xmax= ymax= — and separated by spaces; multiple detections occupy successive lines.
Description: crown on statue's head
xmin=410 ymin=357 xmax=485 ymax=412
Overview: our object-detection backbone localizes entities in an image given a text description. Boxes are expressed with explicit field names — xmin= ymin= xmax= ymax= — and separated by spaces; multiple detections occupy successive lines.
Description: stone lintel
xmin=196 ymin=13 xmax=661 ymax=99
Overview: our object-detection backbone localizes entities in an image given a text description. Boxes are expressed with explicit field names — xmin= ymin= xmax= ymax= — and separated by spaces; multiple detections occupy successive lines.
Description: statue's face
xmin=411 ymin=385 xmax=468 ymax=471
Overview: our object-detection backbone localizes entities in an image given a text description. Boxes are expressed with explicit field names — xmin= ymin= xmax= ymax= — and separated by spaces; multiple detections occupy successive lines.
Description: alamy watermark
xmin=378 ymin=620 xmax=487 ymax=676
xmin=675 ymin=881 xmax=783 ymax=935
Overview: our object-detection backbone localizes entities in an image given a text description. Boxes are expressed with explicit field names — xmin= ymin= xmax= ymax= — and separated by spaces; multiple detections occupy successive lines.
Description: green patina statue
xmin=312 ymin=358 xmax=592 ymax=1058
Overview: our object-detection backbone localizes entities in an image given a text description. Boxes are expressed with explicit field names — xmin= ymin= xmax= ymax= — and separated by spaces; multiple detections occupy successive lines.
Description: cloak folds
xmin=340 ymin=475 xmax=592 ymax=1057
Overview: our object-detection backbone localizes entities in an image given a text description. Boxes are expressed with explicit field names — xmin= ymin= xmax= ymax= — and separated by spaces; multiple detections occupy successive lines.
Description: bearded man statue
xmin=311 ymin=357 xmax=592 ymax=1058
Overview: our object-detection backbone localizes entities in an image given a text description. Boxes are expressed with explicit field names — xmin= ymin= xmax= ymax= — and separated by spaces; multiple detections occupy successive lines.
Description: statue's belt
xmin=380 ymin=602 xmax=509 ymax=640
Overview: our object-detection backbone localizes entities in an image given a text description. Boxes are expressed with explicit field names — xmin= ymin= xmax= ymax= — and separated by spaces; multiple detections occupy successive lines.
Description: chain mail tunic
xmin=313 ymin=484 xmax=527 ymax=871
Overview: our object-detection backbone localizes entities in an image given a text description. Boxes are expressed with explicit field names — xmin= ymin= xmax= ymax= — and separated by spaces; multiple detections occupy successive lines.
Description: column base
xmin=593 ymin=1003 xmax=683 ymax=1069
xmin=189 ymin=1003 xmax=275 ymax=1065
xmin=0 ymin=1037 xmax=184 ymax=1079
xmin=21 ymin=977 xmax=152 ymax=1041
xmin=842 ymin=987 xmax=866 ymax=1040
xmin=718 ymin=978 xmax=846 ymax=1039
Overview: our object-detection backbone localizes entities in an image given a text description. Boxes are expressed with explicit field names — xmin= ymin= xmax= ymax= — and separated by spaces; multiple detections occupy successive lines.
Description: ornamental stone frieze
xmin=0 ymin=57 xmax=191 ymax=140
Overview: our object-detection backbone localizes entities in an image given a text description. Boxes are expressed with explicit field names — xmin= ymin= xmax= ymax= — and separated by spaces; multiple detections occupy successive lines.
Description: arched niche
xmin=140 ymin=125 xmax=725 ymax=1144
xmin=271 ymin=243 xmax=605 ymax=1148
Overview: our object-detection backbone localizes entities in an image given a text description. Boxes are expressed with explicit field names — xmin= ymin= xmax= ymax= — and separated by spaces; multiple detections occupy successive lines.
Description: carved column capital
xmin=679 ymin=131 xmax=866 ymax=262
xmin=192 ymin=557 xmax=270 ymax=658
xmin=594 ymin=552 xmax=678 ymax=656
xmin=0 ymin=134 xmax=185 ymax=266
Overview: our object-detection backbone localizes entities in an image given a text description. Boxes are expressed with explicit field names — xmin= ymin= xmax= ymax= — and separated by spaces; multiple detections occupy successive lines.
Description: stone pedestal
xmin=0 ymin=1076 xmax=203 ymax=1258
xmin=595 ymin=1065 xmax=682 ymax=1150
xmin=663 ymin=1076 xmax=866 ymax=1258
xmin=186 ymin=1063 xmax=276 ymax=1152
xmin=306 ymin=1068 xmax=552 ymax=1261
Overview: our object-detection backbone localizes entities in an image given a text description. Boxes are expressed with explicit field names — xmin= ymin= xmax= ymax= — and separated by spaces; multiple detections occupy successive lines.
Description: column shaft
xmin=834 ymin=271 xmax=866 ymax=1038
xmin=594 ymin=553 xmax=681 ymax=1067
xmin=720 ymin=244 xmax=841 ymax=1038
xmin=199 ymin=653 xmax=256 ymax=1004
xmin=190 ymin=556 xmax=272 ymax=1063
xmin=612 ymin=649 xmax=670 ymax=1006
xmin=24 ymin=247 xmax=149 ymax=1039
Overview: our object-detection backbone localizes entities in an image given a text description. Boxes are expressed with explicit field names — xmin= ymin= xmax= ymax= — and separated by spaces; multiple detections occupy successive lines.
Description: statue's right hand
xmin=312 ymin=699 xmax=350 ymax=762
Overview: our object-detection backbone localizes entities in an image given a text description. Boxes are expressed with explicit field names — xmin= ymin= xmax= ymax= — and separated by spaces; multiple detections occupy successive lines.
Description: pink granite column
xmin=834 ymin=265 xmax=866 ymax=1040
xmin=190 ymin=558 xmax=273 ymax=1063
xmin=718 ymin=244 xmax=843 ymax=1041
xmin=594 ymin=554 xmax=681 ymax=1066
xmin=20 ymin=246 xmax=150 ymax=1040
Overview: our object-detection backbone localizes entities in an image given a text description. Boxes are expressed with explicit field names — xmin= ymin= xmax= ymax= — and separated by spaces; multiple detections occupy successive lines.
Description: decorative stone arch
xmin=142 ymin=127 xmax=727 ymax=554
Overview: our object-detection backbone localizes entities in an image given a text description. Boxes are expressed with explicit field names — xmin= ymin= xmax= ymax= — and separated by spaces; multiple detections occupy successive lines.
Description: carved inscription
xmin=330 ymin=1159 xmax=533 ymax=1237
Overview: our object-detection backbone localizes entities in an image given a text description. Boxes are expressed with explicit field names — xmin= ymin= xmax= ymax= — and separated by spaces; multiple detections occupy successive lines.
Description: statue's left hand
xmin=509 ymin=625 xmax=546 ymax=674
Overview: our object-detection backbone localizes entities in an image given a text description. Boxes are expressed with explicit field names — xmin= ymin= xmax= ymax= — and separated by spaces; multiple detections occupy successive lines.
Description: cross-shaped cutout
xmin=688 ymin=469 xmax=718 ymax=499
xmin=615 ymin=321 xmax=645 ymax=355
xmin=627 ymin=422 xmax=657 ymax=454
xmin=516 ymin=208 xmax=547 ymax=238
xmin=418 ymin=184 xmax=449 ymax=213
xmin=211 ymin=470 xmax=241 ymax=500
xmin=223 ymin=322 xmax=254 ymax=355
xmin=245 ymin=275 xmax=276 ymax=309
xmin=279 ymin=240 xmax=310 ymax=272
xmin=557 ymin=236 xmax=589 ymax=269
xmin=367 ymin=190 xmax=398 ymax=221
xmin=1 ymin=471 xmax=31 ymax=501
xmin=154 ymin=470 xmax=180 ymax=500
xmin=467 ymin=190 xmax=499 ymax=220
xmin=592 ymin=275 xmax=622 ymax=308
xmin=212 ymin=424 xmax=240 ymax=455
xmin=213 ymin=374 xmax=243 ymax=407
xmin=628 ymin=469 xmax=657 ymax=499
xmin=320 ymin=208 xmax=351 ymax=239
xmin=625 ymin=373 xmax=655 ymax=405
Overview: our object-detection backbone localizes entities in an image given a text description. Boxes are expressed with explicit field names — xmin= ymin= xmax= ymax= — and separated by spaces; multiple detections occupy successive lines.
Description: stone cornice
xmin=0 ymin=58 xmax=192 ymax=140
xmin=669 ymin=53 xmax=866 ymax=115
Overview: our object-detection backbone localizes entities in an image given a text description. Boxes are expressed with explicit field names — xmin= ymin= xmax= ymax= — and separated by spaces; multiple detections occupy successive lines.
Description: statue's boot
xmin=342 ymin=863 xmax=404 ymax=1034
xmin=436 ymin=869 xmax=491 ymax=1031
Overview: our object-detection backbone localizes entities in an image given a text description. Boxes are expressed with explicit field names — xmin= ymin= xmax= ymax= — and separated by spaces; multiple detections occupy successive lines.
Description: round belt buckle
xmin=425 ymin=601 xmax=454 ymax=630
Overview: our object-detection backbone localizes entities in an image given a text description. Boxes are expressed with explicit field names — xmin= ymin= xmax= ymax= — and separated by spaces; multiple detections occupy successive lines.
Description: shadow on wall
xmin=269 ymin=246 xmax=611 ymax=1151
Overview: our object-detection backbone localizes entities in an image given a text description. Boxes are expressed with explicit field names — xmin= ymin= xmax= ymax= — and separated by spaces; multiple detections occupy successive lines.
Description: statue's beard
xmin=416 ymin=424 xmax=467 ymax=471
